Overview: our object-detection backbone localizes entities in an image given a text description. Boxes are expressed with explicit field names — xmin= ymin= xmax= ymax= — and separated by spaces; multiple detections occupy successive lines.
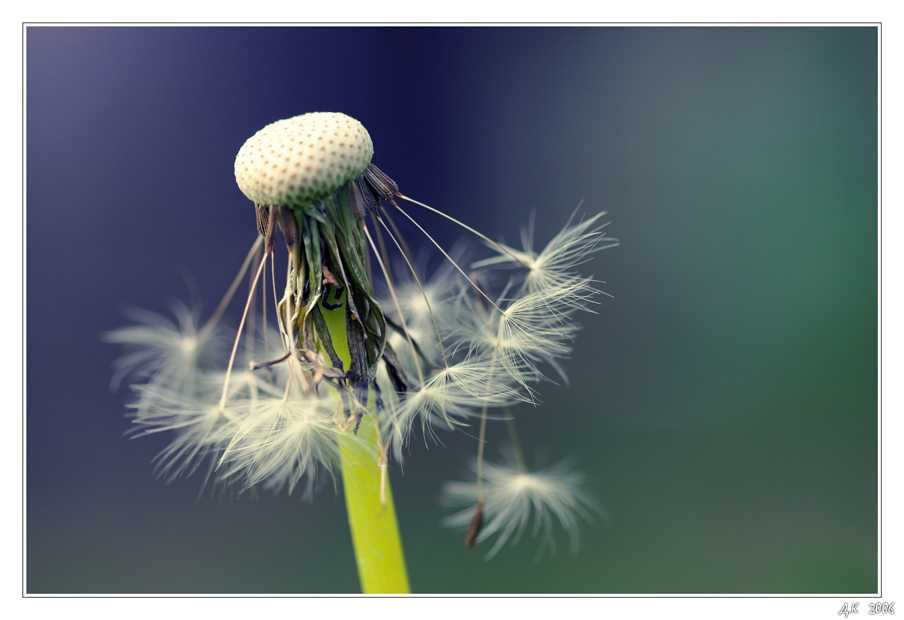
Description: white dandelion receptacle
xmin=234 ymin=112 xmax=374 ymax=206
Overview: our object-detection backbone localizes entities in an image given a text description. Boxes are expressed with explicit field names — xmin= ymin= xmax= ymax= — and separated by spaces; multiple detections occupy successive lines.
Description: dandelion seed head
xmin=234 ymin=112 xmax=374 ymax=206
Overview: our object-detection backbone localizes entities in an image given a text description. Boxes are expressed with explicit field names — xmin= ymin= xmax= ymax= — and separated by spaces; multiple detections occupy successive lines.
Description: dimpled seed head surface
xmin=234 ymin=112 xmax=374 ymax=206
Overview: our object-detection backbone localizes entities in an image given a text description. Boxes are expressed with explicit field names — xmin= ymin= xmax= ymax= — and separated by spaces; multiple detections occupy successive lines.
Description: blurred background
xmin=26 ymin=26 xmax=877 ymax=594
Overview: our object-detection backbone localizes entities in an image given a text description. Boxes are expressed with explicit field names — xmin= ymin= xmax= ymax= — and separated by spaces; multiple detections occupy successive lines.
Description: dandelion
xmin=107 ymin=111 xmax=615 ymax=592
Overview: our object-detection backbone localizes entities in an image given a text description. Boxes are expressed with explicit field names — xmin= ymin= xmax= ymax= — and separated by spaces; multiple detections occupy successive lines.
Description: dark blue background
xmin=27 ymin=26 xmax=878 ymax=593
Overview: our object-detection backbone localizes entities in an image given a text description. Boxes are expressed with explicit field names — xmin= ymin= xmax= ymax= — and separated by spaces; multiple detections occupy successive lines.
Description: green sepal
xmin=310 ymin=304 xmax=344 ymax=371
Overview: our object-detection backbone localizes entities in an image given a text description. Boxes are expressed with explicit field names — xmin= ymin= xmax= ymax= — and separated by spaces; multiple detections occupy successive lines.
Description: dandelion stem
xmin=320 ymin=285 xmax=410 ymax=594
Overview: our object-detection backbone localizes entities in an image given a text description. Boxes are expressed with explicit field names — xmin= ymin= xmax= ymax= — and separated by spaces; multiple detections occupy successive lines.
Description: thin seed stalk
xmin=319 ymin=288 xmax=410 ymax=594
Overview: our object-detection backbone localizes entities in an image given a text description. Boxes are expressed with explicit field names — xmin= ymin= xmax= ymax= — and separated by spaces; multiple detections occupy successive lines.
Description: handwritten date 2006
xmin=838 ymin=602 xmax=895 ymax=617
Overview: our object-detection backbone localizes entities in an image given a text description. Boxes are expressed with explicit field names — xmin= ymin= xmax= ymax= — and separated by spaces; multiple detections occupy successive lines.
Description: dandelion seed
xmin=104 ymin=302 xmax=229 ymax=412
xmin=127 ymin=383 xmax=238 ymax=483
xmin=473 ymin=210 xmax=617 ymax=295
xmin=396 ymin=358 xmax=528 ymax=436
xmin=387 ymin=260 xmax=467 ymax=357
xmin=442 ymin=451 xmax=600 ymax=559
xmin=449 ymin=284 xmax=581 ymax=388
xmin=218 ymin=392 xmax=361 ymax=498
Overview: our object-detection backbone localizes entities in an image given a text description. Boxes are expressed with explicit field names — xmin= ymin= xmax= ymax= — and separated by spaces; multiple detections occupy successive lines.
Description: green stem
xmin=320 ymin=289 xmax=410 ymax=594
xmin=339 ymin=418 xmax=409 ymax=593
